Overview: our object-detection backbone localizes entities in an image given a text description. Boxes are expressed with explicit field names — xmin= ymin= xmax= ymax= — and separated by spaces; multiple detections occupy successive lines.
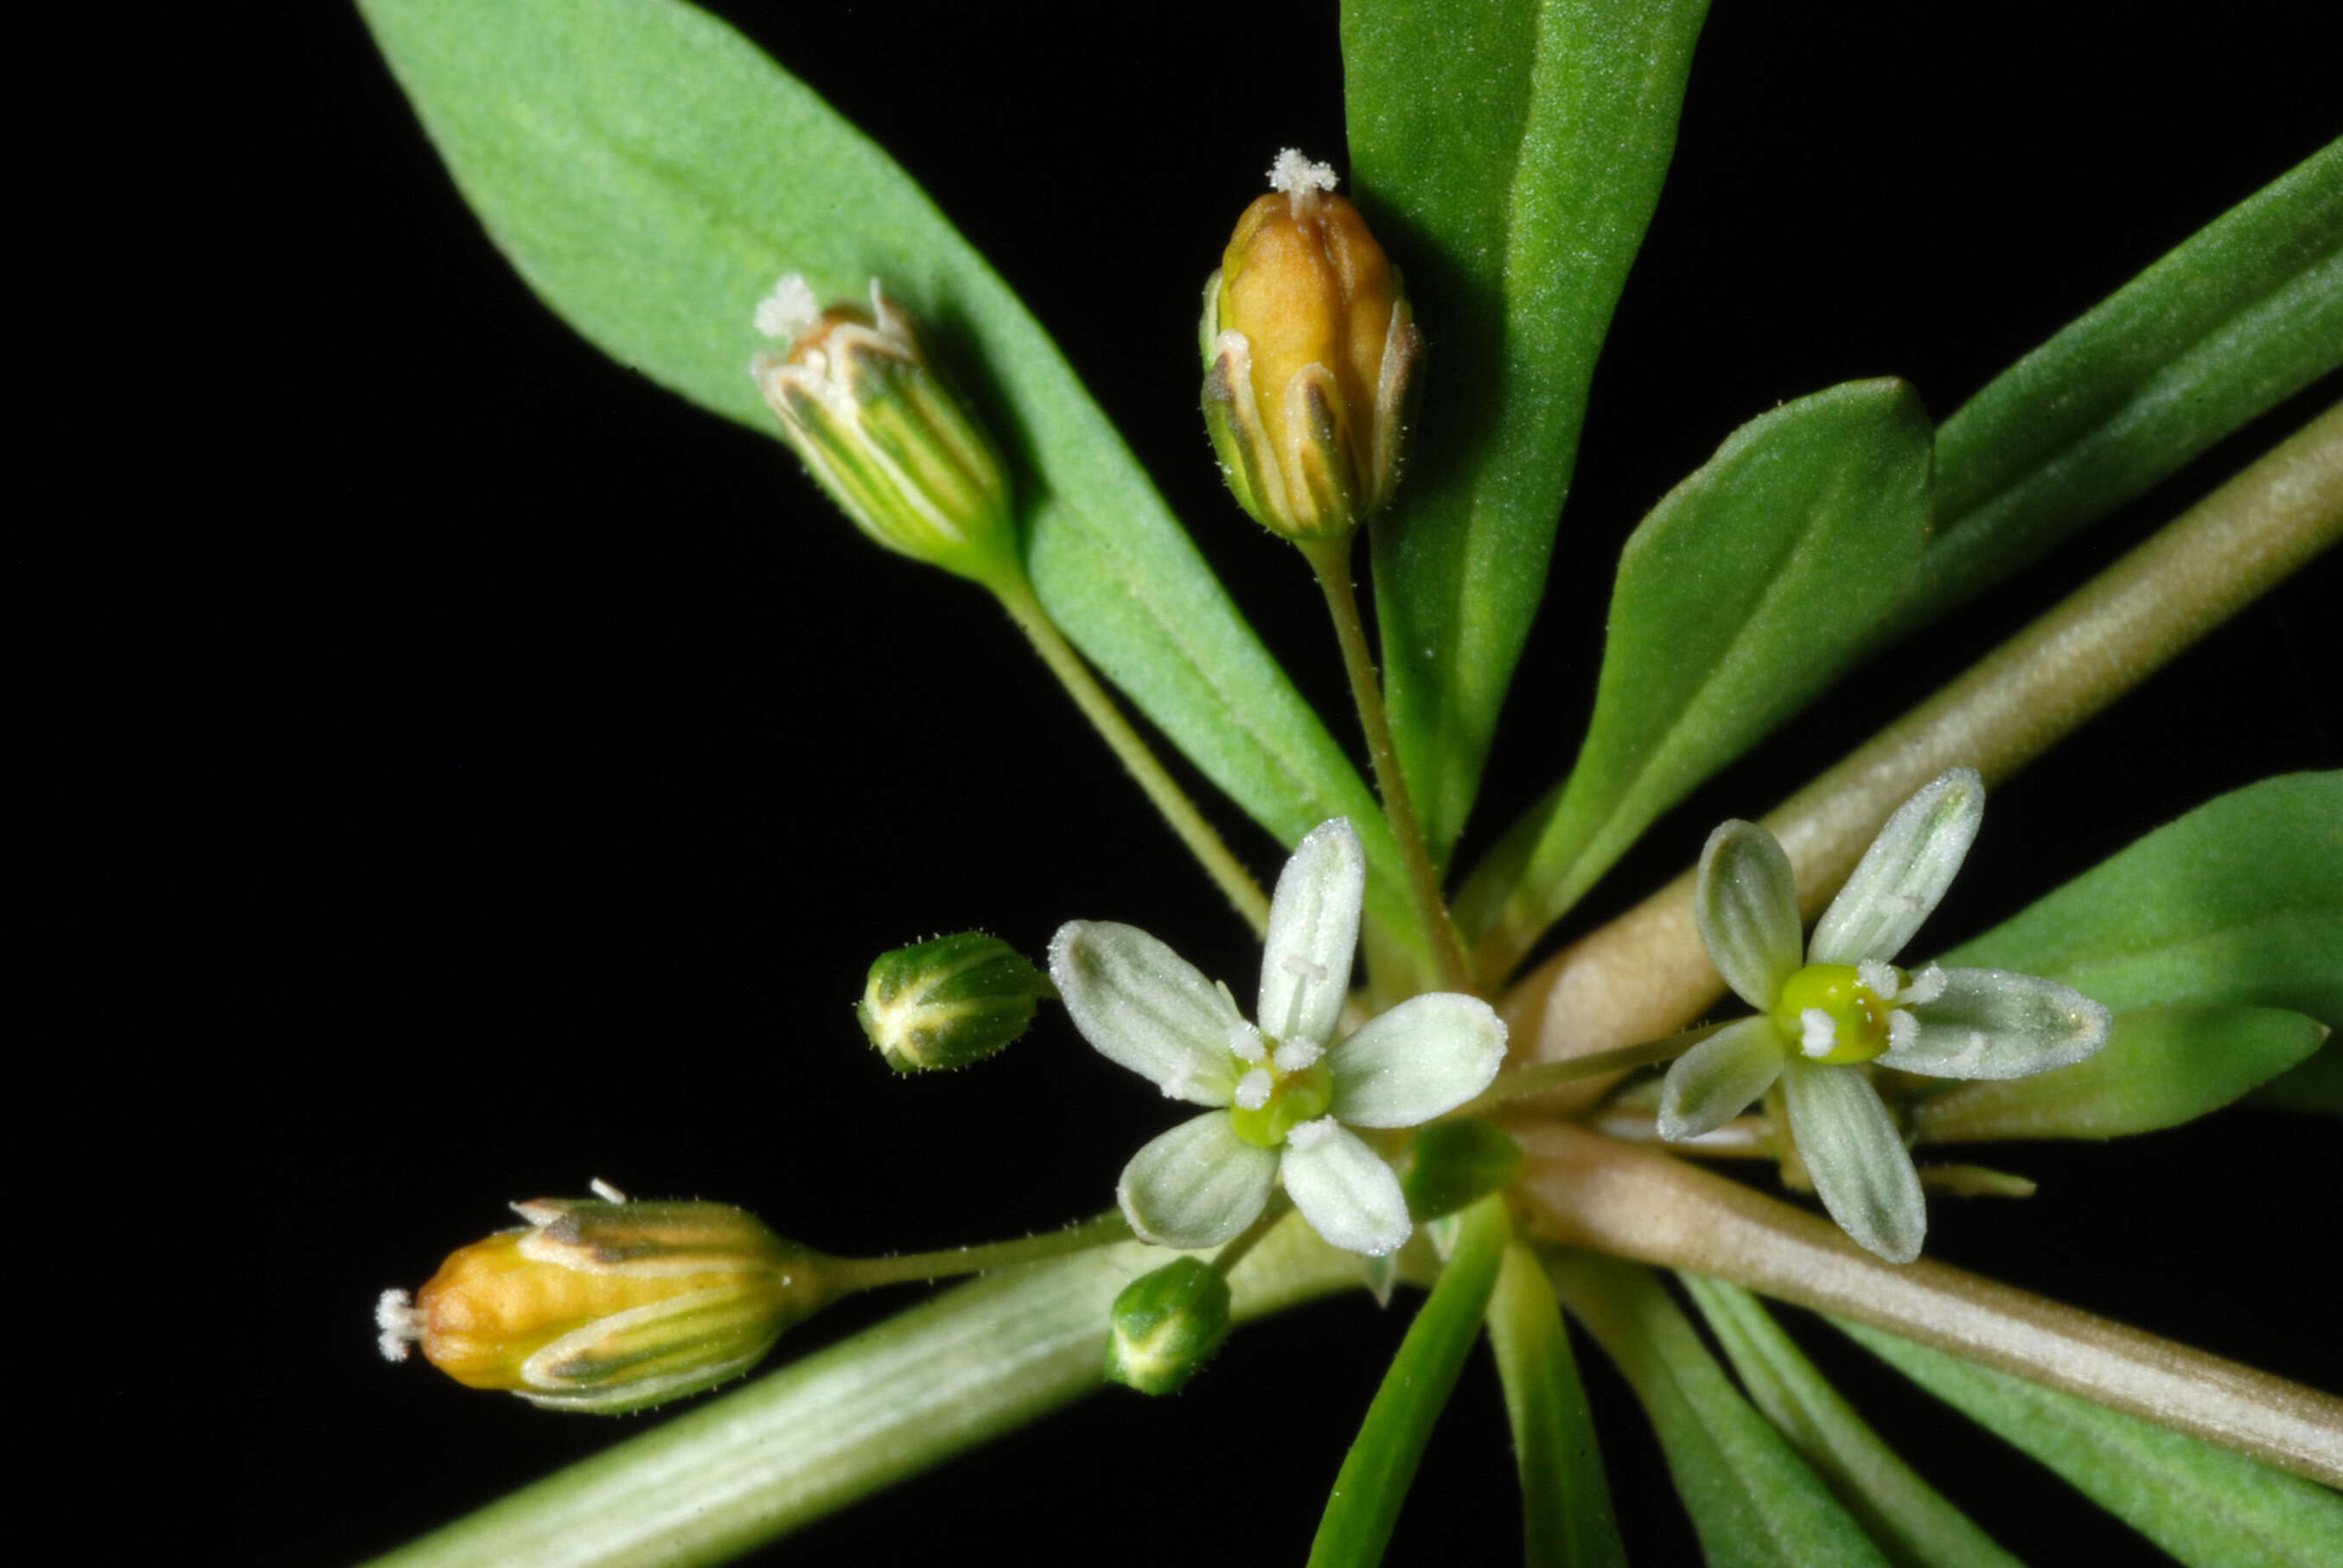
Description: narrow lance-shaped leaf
xmin=1679 ymin=1274 xmax=2021 ymax=1568
xmin=1458 ymin=379 xmax=1934 ymax=976
xmin=357 ymin=0 xmax=1422 ymax=941
xmin=1549 ymin=1252 xmax=1893 ymax=1568
xmin=1834 ymin=1316 xmax=2343 ymax=1568
xmin=1306 ymin=1195 xmax=1510 ymax=1568
xmin=1342 ymin=0 xmax=1712 ymax=869
xmin=1485 ymin=1240 xmax=1628 ymax=1568
xmin=1907 ymin=1004 xmax=2328 ymax=1144
xmin=1911 ymin=137 xmax=2343 ymax=621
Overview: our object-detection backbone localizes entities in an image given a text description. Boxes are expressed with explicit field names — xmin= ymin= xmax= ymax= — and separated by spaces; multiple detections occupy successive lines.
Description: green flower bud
xmin=377 ymin=1182 xmax=835 ymax=1414
xmin=1401 ymin=1118 xmax=1524 ymax=1221
xmin=1103 ymin=1258 xmax=1233 ymax=1396
xmin=750 ymin=275 xmax=1020 ymax=590
xmin=856 ymin=932 xmax=1050 ymax=1073
xmin=1201 ymin=150 xmax=1421 ymax=540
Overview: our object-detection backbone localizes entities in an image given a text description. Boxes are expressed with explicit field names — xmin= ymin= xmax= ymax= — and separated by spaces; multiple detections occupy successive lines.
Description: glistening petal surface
xmin=1325 ymin=992 xmax=1508 ymax=1127
xmin=1257 ymin=818 xmax=1366 ymax=1048
xmin=1115 ymin=1112 xmax=1279 ymax=1248
xmin=1696 ymin=820 xmax=1804 ymax=1009
xmin=1050 ymin=921 xmax=1241 ymax=1106
xmin=1880 ymin=968 xmax=2114 ymax=1080
xmin=1280 ymin=1119 xmax=1412 ymax=1255
xmin=1658 ymin=1016 xmax=1788 ymax=1141
xmin=1810 ymin=768 xmax=1983 ymax=966
xmin=1782 ymin=1061 xmax=1927 ymax=1264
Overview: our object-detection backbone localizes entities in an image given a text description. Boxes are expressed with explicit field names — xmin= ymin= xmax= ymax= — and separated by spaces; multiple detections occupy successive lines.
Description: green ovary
xmin=1772 ymin=963 xmax=1897 ymax=1065
xmin=1229 ymin=1060 xmax=1334 ymax=1148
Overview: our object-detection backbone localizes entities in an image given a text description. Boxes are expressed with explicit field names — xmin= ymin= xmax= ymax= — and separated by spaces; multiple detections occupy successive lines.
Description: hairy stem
xmin=1510 ymin=1122 xmax=2343 ymax=1486
xmin=1301 ymin=534 xmax=1472 ymax=991
xmin=833 ymin=1210 xmax=1133 ymax=1291
xmin=1503 ymin=401 xmax=2343 ymax=1074
xmin=996 ymin=575 xmax=1272 ymax=935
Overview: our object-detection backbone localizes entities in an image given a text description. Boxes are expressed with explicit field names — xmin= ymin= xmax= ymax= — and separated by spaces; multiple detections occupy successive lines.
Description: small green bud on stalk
xmin=377 ymin=1184 xmax=836 ymax=1414
xmin=1104 ymin=1258 xmax=1233 ymax=1396
xmin=750 ymin=275 xmax=1021 ymax=590
xmin=1201 ymin=150 xmax=1421 ymax=540
xmin=1401 ymin=1118 xmax=1525 ymax=1221
xmin=857 ymin=932 xmax=1050 ymax=1073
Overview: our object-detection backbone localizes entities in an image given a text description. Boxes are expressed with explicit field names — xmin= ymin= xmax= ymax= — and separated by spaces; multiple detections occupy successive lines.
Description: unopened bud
xmin=750 ymin=275 xmax=1020 ymax=590
xmin=1104 ymin=1258 xmax=1232 ymax=1396
xmin=1401 ymin=1118 xmax=1523 ymax=1221
xmin=1201 ymin=150 xmax=1421 ymax=540
xmin=377 ymin=1186 xmax=833 ymax=1413
xmin=857 ymin=932 xmax=1050 ymax=1073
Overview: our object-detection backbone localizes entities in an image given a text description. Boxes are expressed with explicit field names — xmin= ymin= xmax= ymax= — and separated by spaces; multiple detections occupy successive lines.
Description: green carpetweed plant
xmin=349 ymin=1 xmax=2341 ymax=1562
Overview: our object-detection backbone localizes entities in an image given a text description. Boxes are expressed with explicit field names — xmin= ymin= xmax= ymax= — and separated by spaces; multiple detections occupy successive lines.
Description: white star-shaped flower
xmin=1050 ymin=819 xmax=1507 ymax=1256
xmin=1661 ymin=768 xmax=2112 ymax=1264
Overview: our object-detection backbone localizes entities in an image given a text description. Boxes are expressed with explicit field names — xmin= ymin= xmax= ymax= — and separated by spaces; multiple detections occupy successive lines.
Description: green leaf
xmin=356 ymin=0 xmax=1421 ymax=938
xmin=1457 ymin=380 xmax=1936 ymax=973
xmin=1486 ymin=1241 xmax=1629 ymax=1568
xmin=371 ymin=1225 xmax=1356 ymax=1567
xmin=1912 ymin=138 xmax=2343 ymax=621
xmin=1342 ymin=0 xmax=1712 ymax=869
xmin=1908 ymin=1004 xmax=2328 ymax=1144
xmin=1681 ymin=1276 xmax=2021 ymax=1568
xmin=1834 ymin=1316 xmax=2343 ymax=1568
xmin=1936 ymin=773 xmax=2343 ymax=1023
xmin=2250 ymin=1040 xmax=2343 ymax=1115
xmin=1551 ymin=1252 xmax=1892 ymax=1568
xmin=1306 ymin=1195 xmax=1510 ymax=1568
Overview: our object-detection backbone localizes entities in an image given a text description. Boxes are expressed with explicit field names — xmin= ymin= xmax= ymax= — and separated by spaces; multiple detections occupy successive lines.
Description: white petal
xmin=1658 ymin=1017 xmax=1787 ymax=1140
xmin=1115 ymin=1112 xmax=1279 ymax=1248
xmin=1879 ymin=968 xmax=2114 ymax=1080
xmin=1049 ymin=921 xmax=1241 ymax=1106
xmin=1696 ymin=820 xmax=1804 ymax=1009
xmin=1781 ymin=1061 xmax=1926 ymax=1264
xmin=1257 ymin=819 xmax=1364 ymax=1049
xmin=1810 ymin=768 xmax=1983 ymax=966
xmin=1324 ymin=993 xmax=1508 ymax=1127
xmin=1280 ymin=1119 xmax=1411 ymax=1255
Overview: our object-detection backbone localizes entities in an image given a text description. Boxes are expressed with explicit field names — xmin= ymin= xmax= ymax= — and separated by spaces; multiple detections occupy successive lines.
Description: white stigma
xmin=1268 ymin=149 xmax=1340 ymax=197
xmin=1161 ymin=1052 xmax=1200 ymax=1100
xmin=1898 ymin=964 xmax=1949 ymax=1007
xmin=1234 ymin=1068 xmax=1274 ymax=1111
xmin=1857 ymin=960 xmax=1899 ymax=1000
xmin=754 ymin=273 xmax=823 ymax=341
xmin=1271 ymin=1039 xmax=1323 ymax=1074
xmin=1226 ymin=1017 xmax=1267 ymax=1065
xmin=1887 ymin=1009 xmax=1919 ymax=1052
xmin=376 ymin=1288 xmax=425 ymax=1362
xmin=1799 ymin=1008 xmax=1839 ymax=1060
xmin=1285 ymin=1116 xmax=1339 ymax=1151
xmin=590 ymin=1177 xmax=627 ymax=1203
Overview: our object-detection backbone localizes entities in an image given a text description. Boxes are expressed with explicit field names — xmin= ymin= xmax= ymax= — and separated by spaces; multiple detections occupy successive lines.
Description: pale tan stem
xmin=1510 ymin=1122 xmax=2343 ymax=1485
xmin=1503 ymin=402 xmax=2343 ymax=1079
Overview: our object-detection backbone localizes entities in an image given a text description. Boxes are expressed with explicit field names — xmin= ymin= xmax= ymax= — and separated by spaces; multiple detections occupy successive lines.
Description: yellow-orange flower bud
xmin=377 ymin=1184 xmax=833 ymax=1414
xmin=1202 ymin=150 xmax=1420 ymax=539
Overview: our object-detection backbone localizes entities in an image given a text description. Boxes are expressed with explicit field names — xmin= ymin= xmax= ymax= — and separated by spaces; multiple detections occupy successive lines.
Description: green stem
xmin=833 ymin=1210 xmax=1133 ymax=1291
xmin=994 ymin=574 xmax=1271 ymax=936
xmin=1299 ymin=534 xmax=1472 ymax=991
xmin=1460 ymin=1024 xmax=1726 ymax=1117
xmin=1511 ymin=1121 xmax=2343 ymax=1486
xmin=1503 ymin=401 xmax=2343 ymax=1072
xmin=1210 ymin=1191 xmax=1293 ymax=1278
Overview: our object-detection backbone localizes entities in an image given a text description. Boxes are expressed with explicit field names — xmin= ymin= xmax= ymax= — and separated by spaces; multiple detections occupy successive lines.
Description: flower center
xmin=1772 ymin=963 xmax=1898 ymax=1065
xmin=1229 ymin=1056 xmax=1335 ymax=1147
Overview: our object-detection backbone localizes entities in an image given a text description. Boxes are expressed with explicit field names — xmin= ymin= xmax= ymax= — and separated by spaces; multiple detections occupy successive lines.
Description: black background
xmin=225 ymin=3 xmax=2341 ymax=1564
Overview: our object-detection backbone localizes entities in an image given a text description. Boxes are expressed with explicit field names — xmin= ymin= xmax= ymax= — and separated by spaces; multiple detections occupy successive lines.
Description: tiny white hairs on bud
xmin=754 ymin=273 xmax=823 ymax=341
xmin=590 ymin=1177 xmax=627 ymax=1203
xmin=1285 ymin=1116 xmax=1340 ymax=1151
xmin=1857 ymin=960 xmax=1899 ymax=1000
xmin=1234 ymin=1068 xmax=1274 ymax=1111
xmin=1267 ymin=149 xmax=1340 ymax=199
xmin=1899 ymin=964 xmax=1949 ymax=1007
xmin=376 ymin=1288 xmax=425 ymax=1362
xmin=1799 ymin=1008 xmax=1839 ymax=1060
